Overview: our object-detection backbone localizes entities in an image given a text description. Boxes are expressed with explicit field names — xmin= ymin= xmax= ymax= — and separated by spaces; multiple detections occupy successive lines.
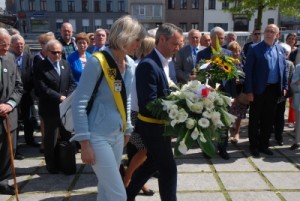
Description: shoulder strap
xmin=86 ymin=69 xmax=104 ymax=114
xmin=93 ymin=51 xmax=127 ymax=133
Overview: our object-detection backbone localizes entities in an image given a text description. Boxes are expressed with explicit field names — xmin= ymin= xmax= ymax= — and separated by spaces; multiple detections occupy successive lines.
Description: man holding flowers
xmin=126 ymin=23 xmax=183 ymax=201
xmin=196 ymin=26 xmax=236 ymax=160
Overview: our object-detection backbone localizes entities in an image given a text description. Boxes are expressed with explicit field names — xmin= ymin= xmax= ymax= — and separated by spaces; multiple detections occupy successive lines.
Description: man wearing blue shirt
xmin=244 ymin=24 xmax=288 ymax=157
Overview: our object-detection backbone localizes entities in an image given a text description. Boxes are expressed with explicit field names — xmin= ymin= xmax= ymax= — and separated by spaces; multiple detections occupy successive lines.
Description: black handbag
xmin=55 ymin=141 xmax=76 ymax=175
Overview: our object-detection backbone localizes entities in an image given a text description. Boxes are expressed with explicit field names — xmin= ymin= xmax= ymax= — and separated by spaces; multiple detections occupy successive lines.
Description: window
xmin=118 ymin=1 xmax=125 ymax=12
xmin=68 ymin=1 xmax=75 ymax=12
xmin=208 ymin=23 xmax=228 ymax=31
xmin=139 ymin=5 xmax=145 ymax=15
xmin=40 ymin=0 xmax=47 ymax=11
xmin=168 ymin=0 xmax=175 ymax=9
xmin=56 ymin=19 xmax=63 ymax=32
xmin=94 ymin=1 xmax=100 ymax=12
xmin=180 ymin=0 xmax=187 ymax=9
xmin=95 ymin=19 xmax=102 ymax=30
xmin=268 ymin=18 xmax=274 ymax=24
xmin=208 ymin=0 xmax=216 ymax=9
xmin=29 ymin=0 xmax=35 ymax=11
xmin=82 ymin=19 xmax=89 ymax=32
xmin=179 ymin=23 xmax=187 ymax=32
xmin=222 ymin=0 xmax=229 ymax=9
xmin=55 ymin=0 xmax=62 ymax=11
xmin=192 ymin=0 xmax=199 ymax=9
xmin=106 ymin=1 xmax=113 ymax=12
xmin=20 ymin=0 xmax=25 ymax=11
xmin=192 ymin=23 xmax=199 ymax=30
xmin=82 ymin=0 xmax=88 ymax=12
xmin=107 ymin=19 xmax=113 ymax=29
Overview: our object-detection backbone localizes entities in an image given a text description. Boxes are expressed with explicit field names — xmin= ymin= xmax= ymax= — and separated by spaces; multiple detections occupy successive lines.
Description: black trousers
xmin=126 ymin=120 xmax=177 ymax=201
xmin=19 ymin=92 xmax=34 ymax=144
xmin=273 ymin=98 xmax=286 ymax=142
xmin=43 ymin=116 xmax=71 ymax=170
xmin=0 ymin=124 xmax=16 ymax=186
xmin=248 ymin=84 xmax=280 ymax=150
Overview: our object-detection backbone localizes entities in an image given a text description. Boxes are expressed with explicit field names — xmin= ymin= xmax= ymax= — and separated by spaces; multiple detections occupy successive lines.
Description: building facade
xmin=15 ymin=0 xmax=128 ymax=35
xmin=165 ymin=0 xmax=204 ymax=32
xmin=128 ymin=0 xmax=164 ymax=30
xmin=203 ymin=0 xmax=279 ymax=32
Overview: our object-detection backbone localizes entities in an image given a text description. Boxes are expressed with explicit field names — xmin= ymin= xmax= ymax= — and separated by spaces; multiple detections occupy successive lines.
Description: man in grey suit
xmin=0 ymin=28 xmax=23 ymax=195
xmin=175 ymin=29 xmax=202 ymax=84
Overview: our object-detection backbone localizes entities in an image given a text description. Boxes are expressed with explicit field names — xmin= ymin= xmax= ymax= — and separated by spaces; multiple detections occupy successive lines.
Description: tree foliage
xmin=219 ymin=0 xmax=300 ymax=30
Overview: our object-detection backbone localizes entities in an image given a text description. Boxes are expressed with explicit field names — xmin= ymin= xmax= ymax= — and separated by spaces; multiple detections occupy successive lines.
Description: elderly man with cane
xmin=0 ymin=28 xmax=23 ymax=196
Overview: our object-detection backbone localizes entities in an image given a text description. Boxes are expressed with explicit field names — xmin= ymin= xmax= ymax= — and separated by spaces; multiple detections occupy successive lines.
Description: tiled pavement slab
xmin=1 ymin=121 xmax=300 ymax=201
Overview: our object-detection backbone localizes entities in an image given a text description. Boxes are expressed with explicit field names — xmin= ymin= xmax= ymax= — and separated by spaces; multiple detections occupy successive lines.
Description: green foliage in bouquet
xmin=146 ymin=81 xmax=236 ymax=157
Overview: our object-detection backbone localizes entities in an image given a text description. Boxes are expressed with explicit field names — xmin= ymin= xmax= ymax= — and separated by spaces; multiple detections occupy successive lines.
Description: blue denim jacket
xmin=71 ymin=48 xmax=134 ymax=142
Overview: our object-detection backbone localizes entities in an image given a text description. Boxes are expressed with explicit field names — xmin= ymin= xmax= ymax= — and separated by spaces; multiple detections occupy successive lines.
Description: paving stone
xmin=212 ymin=158 xmax=255 ymax=172
xmin=218 ymin=172 xmax=270 ymax=190
xmin=17 ymin=193 xmax=66 ymax=201
xmin=251 ymin=157 xmax=299 ymax=171
xmin=229 ymin=191 xmax=281 ymax=201
xmin=263 ymin=172 xmax=300 ymax=189
xmin=280 ymin=192 xmax=300 ymax=201
xmin=69 ymin=192 xmax=97 ymax=200
xmin=177 ymin=173 xmax=220 ymax=191
xmin=72 ymin=174 xmax=97 ymax=192
xmin=21 ymin=174 xmax=75 ymax=192
xmin=176 ymin=158 xmax=211 ymax=172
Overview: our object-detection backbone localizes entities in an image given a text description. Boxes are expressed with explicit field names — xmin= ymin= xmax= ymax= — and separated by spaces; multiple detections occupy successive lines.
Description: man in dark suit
xmin=244 ymin=24 xmax=288 ymax=157
xmin=34 ymin=39 xmax=76 ymax=173
xmin=0 ymin=28 xmax=23 ymax=195
xmin=242 ymin=29 xmax=261 ymax=64
xmin=175 ymin=29 xmax=202 ymax=84
xmin=126 ymin=23 xmax=183 ymax=201
xmin=196 ymin=26 xmax=235 ymax=160
xmin=10 ymin=34 xmax=39 ymax=148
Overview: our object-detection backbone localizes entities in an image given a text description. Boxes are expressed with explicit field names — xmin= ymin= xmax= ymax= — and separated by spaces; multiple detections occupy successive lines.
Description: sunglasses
xmin=50 ymin=51 xmax=62 ymax=55
xmin=253 ymin=33 xmax=261 ymax=35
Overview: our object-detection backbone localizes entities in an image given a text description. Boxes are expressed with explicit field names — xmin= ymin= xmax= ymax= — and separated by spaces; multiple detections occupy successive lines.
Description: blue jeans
xmin=90 ymin=128 xmax=126 ymax=201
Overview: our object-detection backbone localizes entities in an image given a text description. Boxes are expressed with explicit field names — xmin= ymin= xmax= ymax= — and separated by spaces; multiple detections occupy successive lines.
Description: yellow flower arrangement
xmin=194 ymin=37 xmax=243 ymax=84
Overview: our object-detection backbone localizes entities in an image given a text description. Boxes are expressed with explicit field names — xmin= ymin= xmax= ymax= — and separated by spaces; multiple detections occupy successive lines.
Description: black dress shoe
xmin=219 ymin=151 xmax=230 ymax=160
xmin=276 ymin=140 xmax=284 ymax=146
xmin=14 ymin=151 xmax=25 ymax=160
xmin=259 ymin=148 xmax=274 ymax=155
xmin=290 ymin=144 xmax=300 ymax=150
xmin=0 ymin=185 xmax=15 ymax=195
xmin=250 ymin=148 xmax=260 ymax=158
xmin=141 ymin=189 xmax=155 ymax=196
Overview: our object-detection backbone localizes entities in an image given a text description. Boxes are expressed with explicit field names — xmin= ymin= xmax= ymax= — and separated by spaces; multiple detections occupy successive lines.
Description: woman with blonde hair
xmin=71 ymin=16 xmax=146 ymax=201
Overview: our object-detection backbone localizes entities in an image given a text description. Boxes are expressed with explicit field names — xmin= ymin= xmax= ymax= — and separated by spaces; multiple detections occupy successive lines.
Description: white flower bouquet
xmin=147 ymin=80 xmax=236 ymax=157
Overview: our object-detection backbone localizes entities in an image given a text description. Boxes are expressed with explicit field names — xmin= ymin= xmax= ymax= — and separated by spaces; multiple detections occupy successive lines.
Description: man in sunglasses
xmin=34 ymin=39 xmax=76 ymax=174
xmin=242 ymin=29 xmax=262 ymax=62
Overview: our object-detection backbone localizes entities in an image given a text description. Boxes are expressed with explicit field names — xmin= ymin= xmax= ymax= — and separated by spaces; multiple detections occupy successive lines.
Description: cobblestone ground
xmin=1 ymin=116 xmax=300 ymax=201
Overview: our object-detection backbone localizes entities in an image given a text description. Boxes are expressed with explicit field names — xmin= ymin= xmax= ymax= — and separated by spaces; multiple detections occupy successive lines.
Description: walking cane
xmin=5 ymin=114 xmax=19 ymax=201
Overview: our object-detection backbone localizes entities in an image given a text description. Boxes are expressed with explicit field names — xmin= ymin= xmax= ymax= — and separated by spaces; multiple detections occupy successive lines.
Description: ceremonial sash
xmin=93 ymin=51 xmax=127 ymax=133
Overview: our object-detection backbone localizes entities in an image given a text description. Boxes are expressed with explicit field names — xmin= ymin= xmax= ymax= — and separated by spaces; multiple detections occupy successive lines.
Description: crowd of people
xmin=0 ymin=16 xmax=299 ymax=201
